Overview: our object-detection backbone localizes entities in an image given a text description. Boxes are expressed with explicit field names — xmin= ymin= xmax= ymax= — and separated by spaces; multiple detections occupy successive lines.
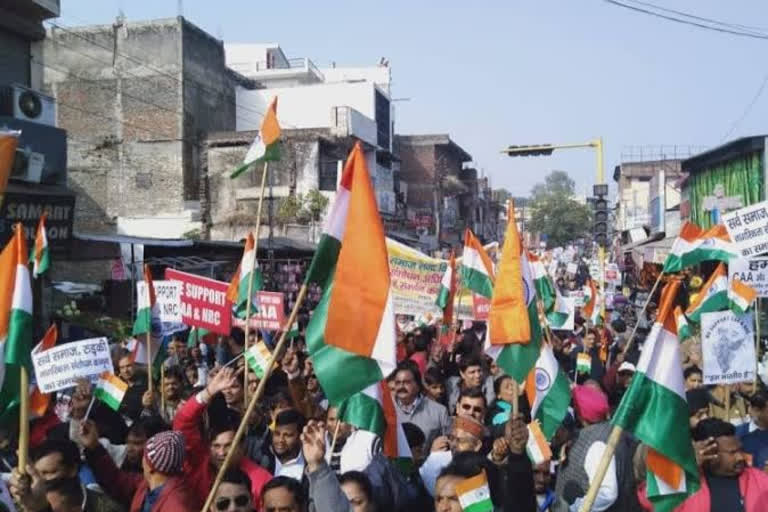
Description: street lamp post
xmin=502 ymin=138 xmax=607 ymax=320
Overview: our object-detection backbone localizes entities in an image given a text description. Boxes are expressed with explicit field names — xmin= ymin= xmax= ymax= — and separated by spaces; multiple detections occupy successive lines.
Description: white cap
xmin=618 ymin=362 xmax=636 ymax=373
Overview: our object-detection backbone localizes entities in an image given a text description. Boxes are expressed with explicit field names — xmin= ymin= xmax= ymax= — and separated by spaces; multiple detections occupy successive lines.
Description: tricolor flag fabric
xmin=132 ymin=264 xmax=157 ymax=335
xmin=0 ymin=131 xmax=19 ymax=201
xmin=674 ymin=307 xmax=692 ymax=341
xmin=662 ymin=222 xmax=738 ymax=273
xmin=30 ymin=212 xmax=50 ymax=278
xmin=529 ymin=251 xmax=556 ymax=314
xmin=436 ymin=250 xmax=457 ymax=312
xmin=582 ymin=278 xmax=600 ymax=325
xmin=226 ymin=233 xmax=262 ymax=319
xmin=612 ymin=280 xmax=699 ymax=512
xmin=489 ymin=201 xmax=531 ymax=345
xmin=187 ymin=327 xmax=213 ymax=348
xmin=245 ymin=340 xmax=272 ymax=378
xmin=685 ymin=263 xmax=728 ymax=323
xmin=460 ymin=229 xmax=495 ymax=299
xmin=286 ymin=321 xmax=300 ymax=340
xmin=576 ymin=352 xmax=591 ymax=375
xmin=0 ymin=225 xmax=34 ymax=424
xmin=546 ymin=289 xmax=572 ymax=329
xmin=525 ymin=343 xmax=571 ymax=440
xmin=525 ymin=421 xmax=553 ymax=466
xmin=339 ymin=380 xmax=412 ymax=465
xmin=30 ymin=324 xmax=58 ymax=418
xmin=128 ymin=337 xmax=161 ymax=366
xmin=485 ymin=212 xmax=542 ymax=384
xmin=94 ymin=372 xmax=128 ymax=411
xmin=305 ymin=142 xmax=396 ymax=405
xmin=230 ymin=97 xmax=281 ymax=178
xmin=455 ymin=471 xmax=493 ymax=512
xmin=729 ymin=278 xmax=757 ymax=314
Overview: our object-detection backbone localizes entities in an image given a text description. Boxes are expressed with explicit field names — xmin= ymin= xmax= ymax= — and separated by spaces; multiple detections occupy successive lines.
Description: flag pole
xmin=755 ymin=298 xmax=761 ymax=391
xmin=146 ymin=331 xmax=153 ymax=396
xmin=578 ymin=425 xmax=623 ymax=512
xmin=201 ymin=283 xmax=308 ymax=512
xmin=17 ymin=367 xmax=30 ymax=474
xmin=244 ymin=161 xmax=270 ymax=408
xmin=620 ymin=272 xmax=663 ymax=358
xmin=328 ymin=419 xmax=342 ymax=457
xmin=160 ymin=360 xmax=165 ymax=415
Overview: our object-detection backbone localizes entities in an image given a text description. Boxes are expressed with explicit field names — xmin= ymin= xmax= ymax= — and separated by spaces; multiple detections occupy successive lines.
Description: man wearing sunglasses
xmin=212 ymin=469 xmax=253 ymax=512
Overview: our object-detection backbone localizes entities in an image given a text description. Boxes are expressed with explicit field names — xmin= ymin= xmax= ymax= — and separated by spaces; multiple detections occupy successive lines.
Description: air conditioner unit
xmin=10 ymin=146 xmax=45 ymax=184
xmin=0 ymin=83 xmax=56 ymax=127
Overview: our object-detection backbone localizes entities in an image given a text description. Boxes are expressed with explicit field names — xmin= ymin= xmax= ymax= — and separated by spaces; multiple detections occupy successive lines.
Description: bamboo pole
xmin=244 ymin=162 xmax=270 ymax=408
xmin=579 ymin=426 xmax=624 ymax=512
xmin=146 ymin=331 xmax=153 ymax=396
xmin=755 ymin=298 xmax=761 ymax=391
xmin=511 ymin=379 xmax=519 ymax=417
xmin=328 ymin=418 xmax=342 ymax=457
xmin=17 ymin=367 xmax=29 ymax=474
xmin=200 ymin=284 xmax=308 ymax=512
xmin=160 ymin=360 xmax=165 ymax=415
xmin=621 ymin=272 xmax=663 ymax=358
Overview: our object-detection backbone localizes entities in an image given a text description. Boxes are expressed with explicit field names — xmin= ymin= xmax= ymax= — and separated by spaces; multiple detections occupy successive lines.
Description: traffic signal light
xmin=592 ymin=191 xmax=609 ymax=248
xmin=503 ymin=145 xmax=555 ymax=157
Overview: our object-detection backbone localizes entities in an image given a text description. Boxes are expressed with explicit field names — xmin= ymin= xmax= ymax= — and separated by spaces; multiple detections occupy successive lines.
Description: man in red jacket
xmin=81 ymin=425 xmax=198 ymax=512
xmin=173 ymin=366 xmax=273 ymax=507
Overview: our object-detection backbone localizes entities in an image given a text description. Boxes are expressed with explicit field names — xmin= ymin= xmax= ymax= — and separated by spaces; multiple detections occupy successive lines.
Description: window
xmin=375 ymin=90 xmax=390 ymax=150
xmin=319 ymin=160 xmax=338 ymax=191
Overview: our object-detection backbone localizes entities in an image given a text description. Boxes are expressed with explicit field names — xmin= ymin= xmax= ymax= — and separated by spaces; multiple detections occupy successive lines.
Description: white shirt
xmin=274 ymin=450 xmax=306 ymax=481
xmin=420 ymin=450 xmax=453 ymax=496
xmin=569 ymin=441 xmax=618 ymax=512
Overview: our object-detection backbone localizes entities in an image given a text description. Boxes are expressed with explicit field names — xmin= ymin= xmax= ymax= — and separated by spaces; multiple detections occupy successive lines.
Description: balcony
xmin=330 ymin=106 xmax=377 ymax=147
xmin=230 ymin=57 xmax=325 ymax=85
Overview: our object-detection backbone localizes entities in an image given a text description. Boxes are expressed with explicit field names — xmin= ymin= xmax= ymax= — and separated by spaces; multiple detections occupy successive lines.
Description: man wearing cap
xmin=420 ymin=416 xmax=487 ymax=495
xmin=80 ymin=422 xmax=197 ymax=512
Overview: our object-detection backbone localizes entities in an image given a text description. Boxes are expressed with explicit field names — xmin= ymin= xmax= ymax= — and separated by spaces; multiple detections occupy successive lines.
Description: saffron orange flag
xmin=488 ymin=200 xmax=531 ymax=344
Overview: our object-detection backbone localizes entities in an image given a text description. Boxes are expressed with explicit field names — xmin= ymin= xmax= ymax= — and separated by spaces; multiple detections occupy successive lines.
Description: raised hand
xmin=301 ymin=419 xmax=328 ymax=472
xmin=206 ymin=366 xmax=239 ymax=397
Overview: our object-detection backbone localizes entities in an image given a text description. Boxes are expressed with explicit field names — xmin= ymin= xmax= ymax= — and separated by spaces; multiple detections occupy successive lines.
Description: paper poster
xmin=729 ymin=258 xmax=768 ymax=298
xmin=701 ymin=310 xmax=756 ymax=385
xmin=137 ymin=280 xmax=184 ymax=335
xmin=386 ymin=238 xmax=447 ymax=316
xmin=722 ymin=200 xmax=768 ymax=258
xmin=32 ymin=338 xmax=114 ymax=393
xmin=166 ymin=269 xmax=232 ymax=335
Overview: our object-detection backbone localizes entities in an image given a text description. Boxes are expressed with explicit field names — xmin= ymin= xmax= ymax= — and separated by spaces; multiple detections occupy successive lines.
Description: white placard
xmin=701 ymin=310 xmax=756 ymax=385
xmin=729 ymin=257 xmax=768 ymax=298
xmin=722 ymin=200 xmax=768 ymax=258
xmin=137 ymin=280 xmax=184 ymax=335
xmin=566 ymin=263 xmax=578 ymax=275
xmin=32 ymin=338 xmax=114 ymax=393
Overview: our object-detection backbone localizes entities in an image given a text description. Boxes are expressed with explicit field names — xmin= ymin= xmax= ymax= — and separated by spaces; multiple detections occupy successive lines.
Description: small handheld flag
xmin=30 ymin=212 xmax=50 ymax=278
xmin=94 ymin=372 xmax=128 ymax=411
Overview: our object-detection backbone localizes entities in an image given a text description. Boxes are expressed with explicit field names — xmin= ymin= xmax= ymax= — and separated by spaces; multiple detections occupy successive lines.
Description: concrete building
xmin=224 ymin=43 xmax=396 ymax=218
xmin=395 ymin=134 xmax=474 ymax=251
xmin=613 ymin=159 xmax=684 ymax=232
xmin=39 ymin=16 xmax=255 ymax=239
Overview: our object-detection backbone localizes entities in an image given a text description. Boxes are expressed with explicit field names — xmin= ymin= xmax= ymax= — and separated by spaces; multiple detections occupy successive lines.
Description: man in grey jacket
xmin=391 ymin=361 xmax=451 ymax=450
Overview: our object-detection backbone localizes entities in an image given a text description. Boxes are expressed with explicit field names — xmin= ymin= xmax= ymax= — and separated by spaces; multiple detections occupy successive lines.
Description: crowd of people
xmin=3 ymin=270 xmax=768 ymax=512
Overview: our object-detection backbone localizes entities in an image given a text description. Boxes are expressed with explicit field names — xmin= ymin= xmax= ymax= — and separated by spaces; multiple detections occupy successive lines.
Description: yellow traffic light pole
xmin=501 ymin=138 xmax=607 ymax=320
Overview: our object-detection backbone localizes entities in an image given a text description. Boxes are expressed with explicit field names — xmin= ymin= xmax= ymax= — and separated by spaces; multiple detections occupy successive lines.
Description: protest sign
xmin=566 ymin=263 xmax=578 ymax=275
xmin=729 ymin=258 xmax=768 ymax=298
xmin=137 ymin=280 xmax=184 ymax=336
xmin=32 ymin=337 xmax=113 ymax=393
xmin=165 ymin=269 xmax=232 ymax=335
xmin=568 ymin=290 xmax=586 ymax=307
xmin=604 ymin=263 xmax=621 ymax=284
xmin=701 ymin=310 xmax=756 ymax=385
xmin=722 ymin=200 xmax=768 ymax=257
xmin=386 ymin=238 xmax=447 ymax=316
xmin=237 ymin=291 xmax=286 ymax=331
xmin=472 ymin=294 xmax=490 ymax=320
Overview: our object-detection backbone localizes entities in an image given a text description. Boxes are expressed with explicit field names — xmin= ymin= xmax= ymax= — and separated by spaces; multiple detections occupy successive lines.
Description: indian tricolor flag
xmin=547 ymin=289 xmax=572 ymax=329
xmin=729 ymin=278 xmax=757 ymax=314
xmin=685 ymin=263 xmax=728 ymax=323
xmin=30 ymin=324 xmax=57 ymax=418
xmin=489 ymin=201 xmax=531 ymax=344
xmin=226 ymin=233 xmax=262 ymax=319
xmin=525 ymin=343 xmax=571 ymax=440
xmin=305 ymin=142 xmax=396 ymax=405
xmin=485 ymin=212 xmax=541 ymax=383
xmin=436 ymin=250 xmax=457 ymax=311
xmin=582 ymin=278 xmax=600 ymax=325
xmin=612 ymin=280 xmax=699 ymax=512
xmin=339 ymin=380 xmax=412 ymax=465
xmin=30 ymin=212 xmax=50 ymax=278
xmin=662 ymin=222 xmax=738 ymax=273
xmin=230 ymin=97 xmax=281 ymax=178
xmin=674 ymin=307 xmax=692 ymax=341
xmin=0 ymin=225 xmax=34 ymax=424
xmin=455 ymin=471 xmax=493 ymax=512
xmin=94 ymin=372 xmax=128 ymax=411
xmin=0 ymin=131 xmax=19 ymax=203
xmin=525 ymin=421 xmax=553 ymax=465
xmin=132 ymin=264 xmax=157 ymax=335
xmin=529 ymin=251 xmax=555 ymax=313
xmin=461 ymin=229 xmax=494 ymax=299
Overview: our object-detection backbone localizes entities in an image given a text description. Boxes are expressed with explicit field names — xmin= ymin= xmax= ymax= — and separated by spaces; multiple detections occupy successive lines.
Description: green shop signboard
xmin=689 ymin=151 xmax=764 ymax=229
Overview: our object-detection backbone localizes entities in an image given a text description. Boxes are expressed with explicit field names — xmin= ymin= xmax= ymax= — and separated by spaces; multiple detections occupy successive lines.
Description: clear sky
xmin=57 ymin=1 xmax=768 ymax=197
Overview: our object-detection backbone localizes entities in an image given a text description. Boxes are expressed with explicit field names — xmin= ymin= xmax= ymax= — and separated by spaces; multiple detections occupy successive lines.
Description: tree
xmin=527 ymin=170 xmax=592 ymax=247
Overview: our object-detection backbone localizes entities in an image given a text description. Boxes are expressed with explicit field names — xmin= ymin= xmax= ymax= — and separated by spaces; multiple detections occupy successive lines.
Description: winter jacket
xmin=173 ymin=394 xmax=273 ymax=507
xmin=675 ymin=467 xmax=768 ymax=512
xmin=84 ymin=443 xmax=197 ymax=512
xmin=394 ymin=395 xmax=450 ymax=450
